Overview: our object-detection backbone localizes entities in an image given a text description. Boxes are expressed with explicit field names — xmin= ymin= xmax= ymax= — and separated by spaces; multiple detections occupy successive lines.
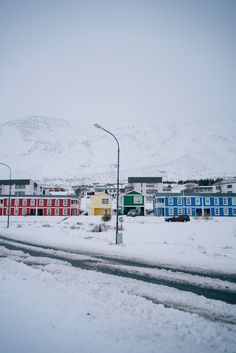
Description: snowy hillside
xmin=0 ymin=115 xmax=235 ymax=183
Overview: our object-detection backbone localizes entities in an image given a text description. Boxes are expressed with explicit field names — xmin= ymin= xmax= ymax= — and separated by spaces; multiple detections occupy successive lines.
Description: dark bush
xmin=102 ymin=214 xmax=111 ymax=222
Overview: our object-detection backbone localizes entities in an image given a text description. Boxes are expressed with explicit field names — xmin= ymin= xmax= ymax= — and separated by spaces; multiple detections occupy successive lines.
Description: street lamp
xmin=94 ymin=123 xmax=120 ymax=244
xmin=0 ymin=162 xmax=12 ymax=228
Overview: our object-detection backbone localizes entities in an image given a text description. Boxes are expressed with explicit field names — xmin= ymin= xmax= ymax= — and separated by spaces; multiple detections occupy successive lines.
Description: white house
xmin=127 ymin=177 xmax=163 ymax=202
xmin=0 ymin=179 xmax=47 ymax=196
xmin=213 ymin=178 xmax=236 ymax=194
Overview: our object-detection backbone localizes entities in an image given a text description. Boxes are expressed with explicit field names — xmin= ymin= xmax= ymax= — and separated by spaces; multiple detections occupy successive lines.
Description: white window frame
xmin=187 ymin=208 xmax=192 ymax=216
xmin=47 ymin=208 xmax=51 ymax=216
xmin=223 ymin=208 xmax=228 ymax=216
xmin=233 ymin=208 xmax=236 ymax=216
xmin=55 ymin=199 xmax=60 ymax=206
xmin=169 ymin=208 xmax=174 ymax=216
xmin=22 ymin=199 xmax=27 ymax=206
xmin=223 ymin=197 xmax=228 ymax=206
xmin=63 ymin=199 xmax=68 ymax=206
xmin=168 ymin=197 xmax=173 ymax=205
xmin=101 ymin=198 xmax=109 ymax=205
xmin=178 ymin=208 xmax=182 ymax=215
xmin=195 ymin=197 xmax=200 ymax=206
xmin=186 ymin=197 xmax=191 ymax=206
xmin=39 ymin=199 xmax=44 ymax=207
xmin=214 ymin=197 xmax=219 ymax=205
xmin=30 ymin=199 xmax=35 ymax=206
xmin=63 ymin=208 xmax=67 ymax=216
xmin=177 ymin=197 xmax=182 ymax=205
xmin=22 ymin=208 xmax=27 ymax=216
xmin=47 ymin=199 xmax=52 ymax=206
xmin=134 ymin=195 xmax=142 ymax=204
xmin=214 ymin=208 xmax=220 ymax=216
xmin=14 ymin=208 xmax=18 ymax=216
xmin=205 ymin=197 xmax=210 ymax=206
xmin=55 ymin=208 xmax=59 ymax=216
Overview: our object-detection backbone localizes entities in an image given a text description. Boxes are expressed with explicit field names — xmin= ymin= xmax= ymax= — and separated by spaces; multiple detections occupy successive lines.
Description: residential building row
xmin=153 ymin=193 xmax=236 ymax=217
xmin=0 ymin=177 xmax=236 ymax=217
xmin=0 ymin=195 xmax=80 ymax=216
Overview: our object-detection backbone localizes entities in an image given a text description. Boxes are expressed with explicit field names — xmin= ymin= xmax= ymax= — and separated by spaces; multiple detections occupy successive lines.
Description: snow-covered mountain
xmin=0 ymin=115 xmax=235 ymax=183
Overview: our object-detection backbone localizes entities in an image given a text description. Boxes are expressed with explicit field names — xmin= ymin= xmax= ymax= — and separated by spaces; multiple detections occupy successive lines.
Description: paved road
xmin=1 ymin=234 xmax=236 ymax=308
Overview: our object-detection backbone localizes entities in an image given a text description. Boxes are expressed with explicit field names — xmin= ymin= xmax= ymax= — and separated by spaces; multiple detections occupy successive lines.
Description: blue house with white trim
xmin=153 ymin=193 xmax=236 ymax=217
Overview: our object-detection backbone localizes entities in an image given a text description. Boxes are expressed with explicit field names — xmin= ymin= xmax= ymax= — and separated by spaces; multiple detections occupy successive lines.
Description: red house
xmin=0 ymin=195 xmax=80 ymax=216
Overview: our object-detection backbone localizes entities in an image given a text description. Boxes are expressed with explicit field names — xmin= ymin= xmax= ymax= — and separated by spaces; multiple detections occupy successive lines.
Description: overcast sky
xmin=0 ymin=0 xmax=235 ymax=125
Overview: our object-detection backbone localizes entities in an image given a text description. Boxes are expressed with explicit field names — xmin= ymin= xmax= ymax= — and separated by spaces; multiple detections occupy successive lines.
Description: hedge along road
xmin=0 ymin=234 xmax=236 ymax=307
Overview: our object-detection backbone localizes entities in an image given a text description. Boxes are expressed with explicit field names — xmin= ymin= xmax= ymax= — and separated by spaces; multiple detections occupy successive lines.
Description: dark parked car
xmin=165 ymin=215 xmax=190 ymax=222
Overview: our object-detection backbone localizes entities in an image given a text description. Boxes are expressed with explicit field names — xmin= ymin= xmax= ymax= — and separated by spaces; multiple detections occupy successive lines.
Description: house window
xmin=63 ymin=208 xmax=67 ymax=216
xmin=168 ymin=197 xmax=173 ymax=205
xmin=102 ymin=198 xmax=109 ymax=204
xmin=30 ymin=199 xmax=35 ymax=206
xmin=14 ymin=208 xmax=18 ymax=216
xmin=223 ymin=198 xmax=228 ymax=206
xmin=187 ymin=208 xmax=192 ymax=216
xmin=55 ymin=208 xmax=59 ymax=216
xmin=205 ymin=197 xmax=210 ymax=206
xmin=178 ymin=208 xmax=182 ymax=215
xmin=232 ymin=197 xmax=236 ymax=205
xmin=47 ymin=199 xmax=52 ymax=206
xmin=169 ymin=208 xmax=174 ymax=216
xmin=47 ymin=208 xmax=51 ymax=216
xmin=214 ymin=208 xmax=220 ymax=216
xmin=15 ymin=185 xmax=25 ymax=189
xmin=15 ymin=199 xmax=19 ymax=207
xmin=22 ymin=199 xmax=27 ymax=206
xmin=223 ymin=208 xmax=228 ymax=216
xmin=146 ymin=190 xmax=154 ymax=194
xmin=156 ymin=198 xmax=164 ymax=204
xmin=134 ymin=195 xmax=142 ymax=204
xmin=186 ymin=197 xmax=191 ymax=205
xmin=39 ymin=199 xmax=44 ymax=207
xmin=233 ymin=208 xmax=236 ymax=216
xmin=63 ymin=199 xmax=68 ymax=206
xmin=227 ymin=184 xmax=232 ymax=189
xmin=214 ymin=198 xmax=219 ymax=205
xmin=177 ymin=197 xmax=182 ymax=205
xmin=195 ymin=197 xmax=200 ymax=205
xmin=22 ymin=208 xmax=27 ymax=216
xmin=55 ymin=199 xmax=60 ymax=206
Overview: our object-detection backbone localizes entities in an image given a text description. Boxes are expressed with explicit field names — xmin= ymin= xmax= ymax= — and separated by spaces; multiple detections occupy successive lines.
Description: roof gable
xmin=124 ymin=190 xmax=143 ymax=196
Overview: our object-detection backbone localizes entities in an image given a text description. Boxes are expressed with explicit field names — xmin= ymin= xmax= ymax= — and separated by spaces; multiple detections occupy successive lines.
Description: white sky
xmin=0 ymin=0 xmax=235 ymax=125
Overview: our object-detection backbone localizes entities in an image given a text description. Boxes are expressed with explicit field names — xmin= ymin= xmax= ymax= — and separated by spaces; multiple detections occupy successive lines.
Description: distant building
xmin=0 ymin=179 xmax=47 ymax=196
xmin=0 ymin=195 xmax=80 ymax=216
xmin=73 ymin=183 xmax=125 ymax=198
xmin=153 ymin=192 xmax=236 ymax=217
xmin=191 ymin=186 xmax=215 ymax=193
xmin=127 ymin=177 xmax=163 ymax=202
xmin=213 ymin=178 xmax=236 ymax=194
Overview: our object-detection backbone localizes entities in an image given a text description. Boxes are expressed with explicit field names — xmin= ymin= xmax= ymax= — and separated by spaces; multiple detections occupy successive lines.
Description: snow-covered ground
xmin=1 ymin=215 xmax=236 ymax=273
xmin=0 ymin=216 xmax=236 ymax=353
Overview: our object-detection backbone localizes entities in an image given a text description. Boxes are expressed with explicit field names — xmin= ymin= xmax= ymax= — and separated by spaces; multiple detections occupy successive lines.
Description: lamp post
xmin=0 ymin=162 xmax=12 ymax=228
xmin=94 ymin=124 xmax=120 ymax=244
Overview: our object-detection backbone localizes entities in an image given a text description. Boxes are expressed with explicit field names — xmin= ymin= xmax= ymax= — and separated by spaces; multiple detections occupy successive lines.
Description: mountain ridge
xmin=0 ymin=115 xmax=235 ymax=183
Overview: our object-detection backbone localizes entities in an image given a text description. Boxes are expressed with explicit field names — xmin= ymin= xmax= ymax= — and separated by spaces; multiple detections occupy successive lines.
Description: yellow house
xmin=90 ymin=193 xmax=113 ymax=216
